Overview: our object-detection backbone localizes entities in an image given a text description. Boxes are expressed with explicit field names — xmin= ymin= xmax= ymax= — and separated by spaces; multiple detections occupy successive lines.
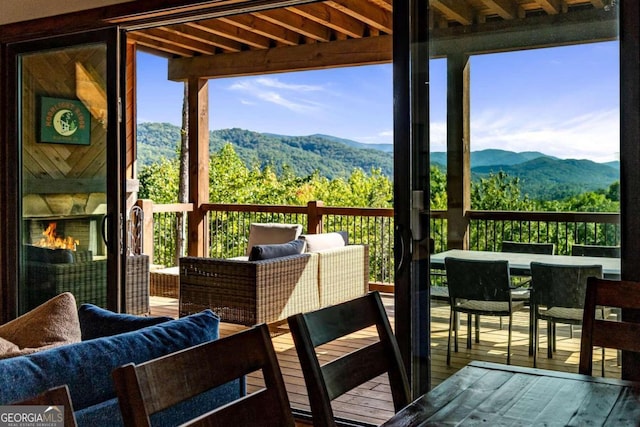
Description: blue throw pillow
xmin=78 ymin=304 xmax=173 ymax=340
xmin=248 ymin=238 xmax=306 ymax=261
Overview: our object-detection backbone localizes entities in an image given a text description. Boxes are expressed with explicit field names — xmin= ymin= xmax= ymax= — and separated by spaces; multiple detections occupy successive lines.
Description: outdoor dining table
xmin=430 ymin=249 xmax=621 ymax=279
xmin=381 ymin=361 xmax=640 ymax=426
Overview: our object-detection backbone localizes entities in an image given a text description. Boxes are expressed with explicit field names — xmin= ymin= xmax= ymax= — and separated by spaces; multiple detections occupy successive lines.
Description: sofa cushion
xmin=78 ymin=304 xmax=173 ymax=340
xmin=301 ymin=232 xmax=348 ymax=252
xmin=0 ymin=292 xmax=81 ymax=358
xmin=248 ymin=239 xmax=306 ymax=261
xmin=246 ymin=223 xmax=303 ymax=255
xmin=0 ymin=309 xmax=243 ymax=426
xmin=0 ymin=337 xmax=19 ymax=356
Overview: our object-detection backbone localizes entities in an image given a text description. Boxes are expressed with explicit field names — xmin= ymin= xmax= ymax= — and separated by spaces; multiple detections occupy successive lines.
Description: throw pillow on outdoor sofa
xmin=248 ymin=238 xmax=306 ymax=261
xmin=300 ymin=231 xmax=348 ymax=252
xmin=246 ymin=223 xmax=303 ymax=255
xmin=78 ymin=304 xmax=173 ymax=340
xmin=0 ymin=292 xmax=81 ymax=359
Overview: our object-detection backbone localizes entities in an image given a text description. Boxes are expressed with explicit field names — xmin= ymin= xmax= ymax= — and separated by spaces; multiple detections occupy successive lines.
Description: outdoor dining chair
xmin=444 ymin=257 xmax=525 ymax=365
xmin=112 ymin=323 xmax=295 ymax=427
xmin=579 ymin=277 xmax=640 ymax=380
xmin=530 ymin=262 xmax=603 ymax=367
xmin=571 ymin=244 xmax=621 ymax=258
xmin=287 ymin=291 xmax=410 ymax=427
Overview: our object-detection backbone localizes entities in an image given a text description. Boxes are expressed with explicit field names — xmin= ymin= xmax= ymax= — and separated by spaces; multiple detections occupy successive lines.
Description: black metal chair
xmin=530 ymin=262 xmax=603 ymax=367
xmin=444 ymin=257 xmax=525 ymax=365
xmin=571 ymin=244 xmax=620 ymax=258
xmin=501 ymin=241 xmax=556 ymax=255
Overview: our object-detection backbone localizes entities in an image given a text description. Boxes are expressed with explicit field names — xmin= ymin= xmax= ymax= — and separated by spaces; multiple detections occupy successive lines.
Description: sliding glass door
xmin=5 ymin=29 xmax=123 ymax=315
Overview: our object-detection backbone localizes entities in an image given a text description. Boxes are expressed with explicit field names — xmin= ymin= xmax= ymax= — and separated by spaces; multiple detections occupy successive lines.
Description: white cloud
xmin=470 ymin=108 xmax=619 ymax=162
xmin=228 ymin=77 xmax=327 ymax=114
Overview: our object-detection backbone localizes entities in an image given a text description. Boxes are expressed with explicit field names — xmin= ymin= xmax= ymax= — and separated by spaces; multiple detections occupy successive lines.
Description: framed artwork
xmin=40 ymin=96 xmax=91 ymax=145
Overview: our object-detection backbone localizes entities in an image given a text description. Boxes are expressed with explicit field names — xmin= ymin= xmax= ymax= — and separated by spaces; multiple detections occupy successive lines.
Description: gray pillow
xmin=248 ymin=239 xmax=306 ymax=261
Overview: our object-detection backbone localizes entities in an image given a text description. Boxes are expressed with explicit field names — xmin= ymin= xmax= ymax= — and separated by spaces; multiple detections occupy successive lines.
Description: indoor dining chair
xmin=112 ymin=323 xmax=294 ymax=427
xmin=287 ymin=291 xmax=410 ymax=427
xmin=530 ymin=262 xmax=603 ymax=367
xmin=444 ymin=257 xmax=525 ymax=365
xmin=11 ymin=385 xmax=77 ymax=427
xmin=579 ymin=277 xmax=640 ymax=380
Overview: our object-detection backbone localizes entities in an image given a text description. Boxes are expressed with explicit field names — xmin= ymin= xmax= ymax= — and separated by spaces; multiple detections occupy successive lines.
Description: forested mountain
xmin=137 ymin=122 xmax=393 ymax=179
xmin=472 ymin=157 xmax=619 ymax=200
xmin=137 ymin=122 xmax=619 ymax=200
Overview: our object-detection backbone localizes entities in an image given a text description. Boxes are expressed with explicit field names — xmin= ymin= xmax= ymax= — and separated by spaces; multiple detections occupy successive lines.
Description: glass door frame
xmin=3 ymin=27 xmax=124 ymax=318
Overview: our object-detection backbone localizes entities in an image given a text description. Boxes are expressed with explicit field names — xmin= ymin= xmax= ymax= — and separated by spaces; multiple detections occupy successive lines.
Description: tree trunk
xmin=175 ymin=82 xmax=189 ymax=265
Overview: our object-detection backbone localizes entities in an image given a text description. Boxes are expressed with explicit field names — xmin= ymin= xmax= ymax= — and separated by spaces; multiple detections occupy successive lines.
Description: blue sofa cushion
xmin=0 ymin=310 xmax=244 ymax=426
xmin=248 ymin=238 xmax=306 ymax=261
xmin=78 ymin=304 xmax=173 ymax=340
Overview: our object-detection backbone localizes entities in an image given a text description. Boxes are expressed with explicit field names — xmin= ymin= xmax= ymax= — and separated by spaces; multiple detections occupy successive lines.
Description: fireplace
xmin=24 ymin=215 xmax=105 ymax=256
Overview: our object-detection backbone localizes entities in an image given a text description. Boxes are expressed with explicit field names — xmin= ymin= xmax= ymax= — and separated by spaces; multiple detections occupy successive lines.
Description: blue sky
xmin=137 ymin=40 xmax=619 ymax=163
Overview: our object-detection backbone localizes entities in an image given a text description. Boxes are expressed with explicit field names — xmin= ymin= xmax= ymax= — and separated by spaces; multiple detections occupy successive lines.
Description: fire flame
xmin=37 ymin=222 xmax=78 ymax=250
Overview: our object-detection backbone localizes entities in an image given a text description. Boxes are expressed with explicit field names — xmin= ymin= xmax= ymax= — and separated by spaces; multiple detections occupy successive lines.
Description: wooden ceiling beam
xmin=252 ymin=9 xmax=332 ymax=42
xmin=534 ymin=0 xmax=562 ymax=14
xmin=128 ymin=32 xmax=196 ymax=57
xmin=430 ymin=0 xmax=475 ymax=25
xmin=287 ymin=3 xmax=365 ymax=39
xmin=431 ymin=8 xmax=617 ymax=57
xmin=160 ymin=24 xmax=243 ymax=52
xmin=368 ymin=0 xmax=392 ymax=13
xmin=185 ymin=20 xmax=272 ymax=49
xmin=325 ymin=0 xmax=392 ymax=34
xmin=218 ymin=14 xmax=300 ymax=46
xmin=145 ymin=27 xmax=220 ymax=54
xmin=168 ymin=34 xmax=391 ymax=80
xmin=482 ymin=0 xmax=518 ymax=20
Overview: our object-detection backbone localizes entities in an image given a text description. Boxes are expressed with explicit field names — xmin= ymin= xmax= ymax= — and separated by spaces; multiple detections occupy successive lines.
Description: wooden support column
xmin=186 ymin=78 xmax=209 ymax=257
xmin=446 ymin=53 xmax=471 ymax=250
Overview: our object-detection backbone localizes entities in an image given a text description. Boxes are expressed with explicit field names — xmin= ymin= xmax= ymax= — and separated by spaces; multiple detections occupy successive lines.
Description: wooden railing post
xmin=137 ymin=199 xmax=155 ymax=265
xmin=307 ymin=200 xmax=324 ymax=234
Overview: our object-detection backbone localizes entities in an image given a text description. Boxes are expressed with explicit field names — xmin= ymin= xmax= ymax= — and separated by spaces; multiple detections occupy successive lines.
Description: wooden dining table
xmin=381 ymin=361 xmax=640 ymax=426
xmin=430 ymin=249 xmax=621 ymax=279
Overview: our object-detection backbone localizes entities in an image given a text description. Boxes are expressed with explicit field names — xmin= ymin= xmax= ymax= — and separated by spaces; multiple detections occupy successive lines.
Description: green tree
xmin=471 ymin=171 xmax=534 ymax=211
xmin=430 ymin=165 xmax=447 ymax=210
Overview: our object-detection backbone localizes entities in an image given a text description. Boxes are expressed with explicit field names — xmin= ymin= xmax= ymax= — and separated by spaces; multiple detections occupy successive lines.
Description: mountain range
xmin=137 ymin=122 xmax=619 ymax=201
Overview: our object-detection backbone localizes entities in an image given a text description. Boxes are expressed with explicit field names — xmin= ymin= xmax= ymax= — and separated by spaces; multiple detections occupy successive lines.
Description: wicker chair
xmin=179 ymin=253 xmax=320 ymax=326
xmin=125 ymin=254 xmax=150 ymax=315
xmin=179 ymin=244 xmax=369 ymax=326
xmin=24 ymin=249 xmax=108 ymax=311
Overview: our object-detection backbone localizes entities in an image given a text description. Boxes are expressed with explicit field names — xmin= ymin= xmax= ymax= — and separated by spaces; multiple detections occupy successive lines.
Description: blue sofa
xmin=0 ymin=308 xmax=245 ymax=426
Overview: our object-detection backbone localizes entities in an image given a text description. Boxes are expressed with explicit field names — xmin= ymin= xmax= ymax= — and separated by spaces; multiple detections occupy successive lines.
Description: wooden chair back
xmin=12 ymin=385 xmax=77 ymax=427
xmin=501 ymin=241 xmax=555 ymax=255
xmin=112 ymin=323 xmax=294 ymax=427
xmin=287 ymin=291 xmax=410 ymax=427
xmin=579 ymin=277 xmax=640 ymax=381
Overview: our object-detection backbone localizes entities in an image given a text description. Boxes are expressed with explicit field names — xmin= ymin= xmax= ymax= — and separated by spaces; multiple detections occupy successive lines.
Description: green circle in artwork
xmin=52 ymin=109 xmax=79 ymax=136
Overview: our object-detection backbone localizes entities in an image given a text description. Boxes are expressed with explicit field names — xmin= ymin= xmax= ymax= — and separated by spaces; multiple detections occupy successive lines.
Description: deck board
xmin=150 ymin=294 xmax=621 ymax=425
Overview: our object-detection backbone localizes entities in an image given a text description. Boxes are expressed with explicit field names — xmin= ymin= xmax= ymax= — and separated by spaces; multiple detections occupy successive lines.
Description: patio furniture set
xmin=149 ymin=223 xmax=370 ymax=326
xmin=431 ymin=244 xmax=622 ymax=366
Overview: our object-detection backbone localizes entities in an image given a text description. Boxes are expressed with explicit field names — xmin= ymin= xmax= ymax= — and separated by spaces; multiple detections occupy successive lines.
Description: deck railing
xmin=138 ymin=200 xmax=620 ymax=288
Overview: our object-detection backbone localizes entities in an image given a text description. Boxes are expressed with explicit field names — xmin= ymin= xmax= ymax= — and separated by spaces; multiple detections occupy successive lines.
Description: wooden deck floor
xmin=150 ymin=294 xmax=621 ymax=426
